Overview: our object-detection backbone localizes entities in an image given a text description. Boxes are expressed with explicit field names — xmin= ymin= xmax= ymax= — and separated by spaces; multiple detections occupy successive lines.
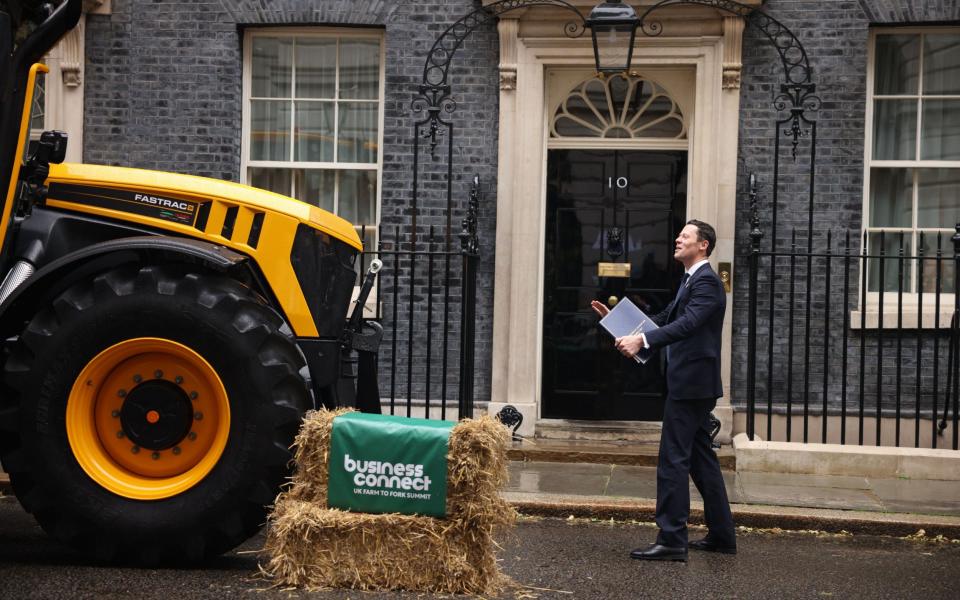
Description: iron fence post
xmin=953 ymin=223 xmax=960 ymax=449
xmin=746 ymin=174 xmax=762 ymax=440
xmin=458 ymin=175 xmax=481 ymax=420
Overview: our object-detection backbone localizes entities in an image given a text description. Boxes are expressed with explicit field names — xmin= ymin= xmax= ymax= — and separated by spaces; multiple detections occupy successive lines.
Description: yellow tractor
xmin=0 ymin=0 xmax=379 ymax=562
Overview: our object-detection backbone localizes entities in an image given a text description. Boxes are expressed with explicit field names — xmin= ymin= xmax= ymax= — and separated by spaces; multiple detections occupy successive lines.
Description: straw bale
xmin=263 ymin=410 xmax=516 ymax=595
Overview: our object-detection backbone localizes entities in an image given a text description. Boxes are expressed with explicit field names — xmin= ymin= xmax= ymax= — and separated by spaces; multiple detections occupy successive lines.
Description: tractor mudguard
xmin=0 ymin=235 xmax=253 ymax=336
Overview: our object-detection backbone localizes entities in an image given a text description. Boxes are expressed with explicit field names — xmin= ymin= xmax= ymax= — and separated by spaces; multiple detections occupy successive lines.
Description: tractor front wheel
xmin=0 ymin=265 xmax=309 ymax=563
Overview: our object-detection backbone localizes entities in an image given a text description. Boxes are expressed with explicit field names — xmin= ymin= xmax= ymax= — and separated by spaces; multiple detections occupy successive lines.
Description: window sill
xmin=849 ymin=306 xmax=956 ymax=329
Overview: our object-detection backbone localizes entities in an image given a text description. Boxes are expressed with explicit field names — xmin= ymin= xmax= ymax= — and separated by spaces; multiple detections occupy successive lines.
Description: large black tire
xmin=0 ymin=265 xmax=309 ymax=563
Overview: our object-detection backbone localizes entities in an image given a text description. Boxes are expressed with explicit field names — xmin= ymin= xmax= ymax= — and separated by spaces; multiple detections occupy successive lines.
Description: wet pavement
xmin=6 ymin=460 xmax=958 ymax=518
xmin=505 ymin=460 xmax=960 ymax=517
xmin=3 ymin=455 xmax=960 ymax=597
xmin=1 ymin=496 xmax=958 ymax=600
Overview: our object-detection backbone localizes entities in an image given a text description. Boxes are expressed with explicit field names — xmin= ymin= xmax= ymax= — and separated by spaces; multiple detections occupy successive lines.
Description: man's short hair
xmin=687 ymin=219 xmax=717 ymax=257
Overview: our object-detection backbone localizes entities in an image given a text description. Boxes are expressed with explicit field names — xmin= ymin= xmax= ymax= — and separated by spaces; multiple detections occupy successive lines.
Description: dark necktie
xmin=666 ymin=273 xmax=690 ymax=363
xmin=676 ymin=272 xmax=690 ymax=299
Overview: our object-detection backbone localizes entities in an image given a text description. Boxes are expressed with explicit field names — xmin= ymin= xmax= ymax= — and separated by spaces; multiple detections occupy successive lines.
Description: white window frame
xmin=856 ymin=27 xmax=960 ymax=328
xmin=240 ymin=27 xmax=384 ymax=226
xmin=240 ymin=27 xmax=385 ymax=317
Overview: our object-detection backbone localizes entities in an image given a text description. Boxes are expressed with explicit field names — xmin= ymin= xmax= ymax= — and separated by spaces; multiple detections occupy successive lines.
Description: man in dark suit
xmin=592 ymin=219 xmax=735 ymax=562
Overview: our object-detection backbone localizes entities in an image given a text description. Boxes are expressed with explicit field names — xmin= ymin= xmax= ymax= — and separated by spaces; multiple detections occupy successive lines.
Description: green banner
xmin=327 ymin=412 xmax=454 ymax=517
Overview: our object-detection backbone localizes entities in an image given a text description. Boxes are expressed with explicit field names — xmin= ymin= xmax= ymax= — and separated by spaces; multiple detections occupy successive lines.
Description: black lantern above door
xmin=586 ymin=0 xmax=640 ymax=75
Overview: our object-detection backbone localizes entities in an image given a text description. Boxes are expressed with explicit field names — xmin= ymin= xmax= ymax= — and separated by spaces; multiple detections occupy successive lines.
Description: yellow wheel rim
xmin=66 ymin=338 xmax=231 ymax=500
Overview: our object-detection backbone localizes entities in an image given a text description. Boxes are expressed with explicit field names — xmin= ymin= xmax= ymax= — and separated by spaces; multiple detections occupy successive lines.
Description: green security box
xmin=327 ymin=412 xmax=455 ymax=517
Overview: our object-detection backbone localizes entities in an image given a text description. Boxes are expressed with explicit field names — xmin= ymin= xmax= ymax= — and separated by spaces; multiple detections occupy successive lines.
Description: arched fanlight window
xmin=551 ymin=74 xmax=686 ymax=139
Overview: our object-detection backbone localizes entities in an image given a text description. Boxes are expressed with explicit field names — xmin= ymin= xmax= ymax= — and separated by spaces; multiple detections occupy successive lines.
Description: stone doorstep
xmin=733 ymin=433 xmax=960 ymax=482
xmin=507 ymin=419 xmax=740 ymax=468
xmin=507 ymin=438 xmax=736 ymax=469
xmin=533 ymin=420 xmax=665 ymax=443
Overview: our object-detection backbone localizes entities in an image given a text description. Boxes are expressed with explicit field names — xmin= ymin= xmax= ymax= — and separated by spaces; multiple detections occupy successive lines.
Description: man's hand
xmin=590 ymin=300 xmax=610 ymax=318
xmin=615 ymin=335 xmax=645 ymax=358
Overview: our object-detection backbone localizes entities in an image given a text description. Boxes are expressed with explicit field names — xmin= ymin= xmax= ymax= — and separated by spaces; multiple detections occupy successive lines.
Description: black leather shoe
xmin=688 ymin=538 xmax=737 ymax=554
xmin=629 ymin=544 xmax=687 ymax=562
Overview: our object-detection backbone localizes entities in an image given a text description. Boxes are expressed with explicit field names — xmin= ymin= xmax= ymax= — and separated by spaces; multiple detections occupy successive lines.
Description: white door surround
xmin=486 ymin=4 xmax=748 ymax=440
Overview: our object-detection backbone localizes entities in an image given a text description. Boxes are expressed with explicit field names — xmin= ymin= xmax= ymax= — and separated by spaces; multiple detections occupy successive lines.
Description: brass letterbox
xmin=598 ymin=262 xmax=631 ymax=278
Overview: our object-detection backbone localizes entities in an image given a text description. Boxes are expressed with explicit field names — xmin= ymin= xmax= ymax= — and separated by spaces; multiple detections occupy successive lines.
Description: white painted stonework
xmin=488 ymin=3 xmax=748 ymax=439
xmin=734 ymin=433 xmax=960 ymax=481
xmin=40 ymin=15 xmax=87 ymax=163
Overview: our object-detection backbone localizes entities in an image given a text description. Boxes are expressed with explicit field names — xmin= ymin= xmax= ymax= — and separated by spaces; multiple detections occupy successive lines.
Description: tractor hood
xmin=47 ymin=163 xmax=363 ymax=251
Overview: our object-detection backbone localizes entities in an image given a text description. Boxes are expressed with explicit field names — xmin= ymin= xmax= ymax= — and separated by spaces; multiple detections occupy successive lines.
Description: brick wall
xmin=84 ymin=0 xmax=958 ymax=423
xmin=84 ymin=0 xmax=241 ymax=179
xmin=377 ymin=1 xmax=499 ymax=410
xmin=731 ymin=0 xmax=958 ymax=425
xmin=857 ymin=0 xmax=960 ymax=22
xmin=84 ymin=0 xmax=499 ymax=410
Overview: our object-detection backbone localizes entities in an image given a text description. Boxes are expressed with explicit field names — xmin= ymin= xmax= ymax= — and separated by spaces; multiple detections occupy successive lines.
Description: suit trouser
xmin=654 ymin=396 xmax=736 ymax=548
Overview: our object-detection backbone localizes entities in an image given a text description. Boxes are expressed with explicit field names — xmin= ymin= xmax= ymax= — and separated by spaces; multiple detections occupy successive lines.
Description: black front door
xmin=542 ymin=149 xmax=687 ymax=421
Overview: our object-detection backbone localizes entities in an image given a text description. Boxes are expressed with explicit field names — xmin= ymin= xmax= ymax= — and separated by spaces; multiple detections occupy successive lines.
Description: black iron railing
xmin=744 ymin=221 xmax=960 ymax=449
xmin=352 ymin=177 xmax=481 ymax=421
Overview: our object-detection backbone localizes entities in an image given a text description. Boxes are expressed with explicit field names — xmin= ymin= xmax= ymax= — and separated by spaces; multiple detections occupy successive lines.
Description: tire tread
xmin=0 ymin=264 xmax=309 ymax=564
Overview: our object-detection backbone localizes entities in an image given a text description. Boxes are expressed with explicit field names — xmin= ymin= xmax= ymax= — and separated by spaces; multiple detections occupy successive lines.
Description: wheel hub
xmin=120 ymin=379 xmax=192 ymax=451
xmin=66 ymin=338 xmax=231 ymax=500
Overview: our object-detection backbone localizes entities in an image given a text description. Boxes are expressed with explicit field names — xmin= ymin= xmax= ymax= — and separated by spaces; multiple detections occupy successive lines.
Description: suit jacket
xmin=643 ymin=264 xmax=725 ymax=401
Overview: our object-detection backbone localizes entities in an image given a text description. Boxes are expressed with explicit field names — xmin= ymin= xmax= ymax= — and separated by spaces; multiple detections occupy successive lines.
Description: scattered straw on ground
xmin=902 ymin=529 xmax=960 ymax=544
xmin=262 ymin=409 xmax=516 ymax=595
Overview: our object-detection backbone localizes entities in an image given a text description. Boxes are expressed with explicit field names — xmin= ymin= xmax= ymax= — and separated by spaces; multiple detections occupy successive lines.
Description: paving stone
xmin=737 ymin=479 xmax=885 ymax=512
xmin=737 ymin=471 xmax=871 ymax=491
xmin=869 ymin=478 xmax=960 ymax=516
xmin=605 ymin=465 xmax=659 ymax=498
xmin=506 ymin=461 xmax=612 ymax=496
